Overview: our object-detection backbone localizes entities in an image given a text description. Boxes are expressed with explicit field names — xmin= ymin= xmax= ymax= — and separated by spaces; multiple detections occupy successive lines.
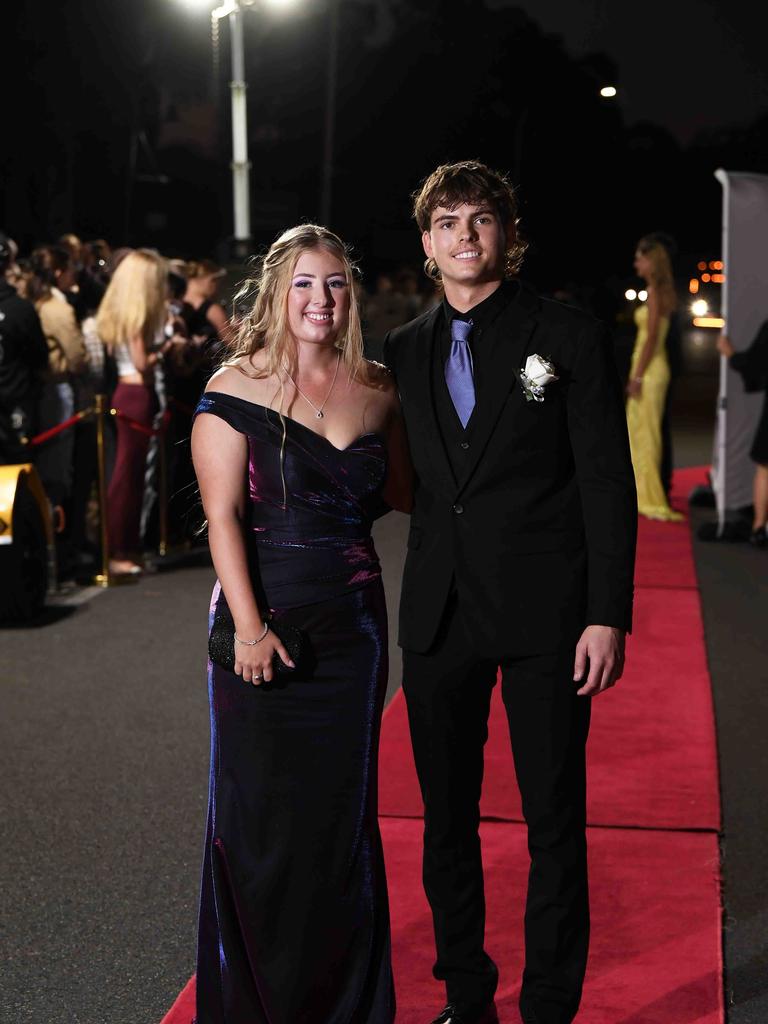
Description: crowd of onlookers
xmin=0 ymin=231 xmax=234 ymax=580
xmin=0 ymin=229 xmax=439 ymax=583
xmin=356 ymin=267 xmax=440 ymax=361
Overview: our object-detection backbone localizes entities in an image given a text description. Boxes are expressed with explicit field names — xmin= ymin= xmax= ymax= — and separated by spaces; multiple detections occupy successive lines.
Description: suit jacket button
xmin=460 ymin=441 xmax=470 ymax=450
xmin=452 ymin=503 xmax=464 ymax=514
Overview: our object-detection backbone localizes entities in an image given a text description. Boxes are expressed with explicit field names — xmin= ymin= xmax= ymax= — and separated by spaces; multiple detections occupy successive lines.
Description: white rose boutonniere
xmin=519 ymin=353 xmax=559 ymax=402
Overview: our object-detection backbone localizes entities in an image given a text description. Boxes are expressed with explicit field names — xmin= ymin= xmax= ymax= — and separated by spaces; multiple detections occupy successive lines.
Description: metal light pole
xmin=212 ymin=0 xmax=252 ymax=257
xmin=319 ymin=0 xmax=339 ymax=226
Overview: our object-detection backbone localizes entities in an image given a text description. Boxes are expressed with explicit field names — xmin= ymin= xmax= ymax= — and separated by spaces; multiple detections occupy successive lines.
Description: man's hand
xmin=716 ymin=333 xmax=734 ymax=358
xmin=573 ymin=625 xmax=626 ymax=696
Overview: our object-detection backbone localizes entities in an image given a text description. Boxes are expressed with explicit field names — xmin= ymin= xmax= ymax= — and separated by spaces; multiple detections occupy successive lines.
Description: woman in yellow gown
xmin=625 ymin=236 xmax=684 ymax=521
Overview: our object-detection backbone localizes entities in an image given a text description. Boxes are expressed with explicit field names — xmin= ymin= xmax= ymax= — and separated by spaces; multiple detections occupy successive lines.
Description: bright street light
xmin=177 ymin=0 xmax=297 ymax=9
xmin=600 ymin=86 xmax=617 ymax=98
xmin=175 ymin=0 xmax=303 ymax=255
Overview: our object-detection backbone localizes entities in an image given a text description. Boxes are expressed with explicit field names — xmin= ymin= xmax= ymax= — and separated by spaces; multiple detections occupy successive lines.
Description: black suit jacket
xmin=383 ymin=283 xmax=638 ymax=657
xmin=730 ymin=320 xmax=768 ymax=394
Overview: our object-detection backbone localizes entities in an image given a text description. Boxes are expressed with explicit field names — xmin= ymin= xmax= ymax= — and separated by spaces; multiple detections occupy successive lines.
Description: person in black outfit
xmin=0 ymin=232 xmax=49 ymax=463
xmin=58 ymin=233 xmax=109 ymax=321
xmin=383 ymin=162 xmax=637 ymax=1024
xmin=717 ymin=325 xmax=768 ymax=546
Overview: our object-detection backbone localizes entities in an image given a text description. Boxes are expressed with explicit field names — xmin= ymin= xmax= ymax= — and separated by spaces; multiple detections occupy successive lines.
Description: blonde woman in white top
xmin=95 ymin=249 xmax=172 ymax=575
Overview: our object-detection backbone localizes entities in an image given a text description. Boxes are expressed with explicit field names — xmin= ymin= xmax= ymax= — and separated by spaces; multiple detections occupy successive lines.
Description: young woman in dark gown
xmin=191 ymin=225 xmax=412 ymax=1024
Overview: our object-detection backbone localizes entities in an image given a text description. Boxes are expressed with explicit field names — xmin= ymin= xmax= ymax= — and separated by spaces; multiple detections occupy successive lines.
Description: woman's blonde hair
xmin=96 ymin=249 xmax=169 ymax=352
xmin=637 ymin=236 xmax=677 ymax=313
xmin=227 ymin=224 xmax=374 ymax=386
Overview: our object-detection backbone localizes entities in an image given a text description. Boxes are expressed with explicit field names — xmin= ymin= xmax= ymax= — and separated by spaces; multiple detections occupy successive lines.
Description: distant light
xmin=693 ymin=316 xmax=725 ymax=328
xmin=691 ymin=299 xmax=709 ymax=317
xmin=711 ymin=273 xmax=725 ymax=284
xmin=701 ymin=273 xmax=711 ymax=282
xmin=697 ymin=261 xmax=707 ymax=271
xmin=625 ymin=288 xmax=637 ymax=301
xmin=600 ymin=86 xmax=617 ymax=98
xmin=713 ymin=260 xmax=724 ymax=270
xmin=689 ymin=278 xmax=699 ymax=294
xmin=638 ymin=289 xmax=648 ymax=301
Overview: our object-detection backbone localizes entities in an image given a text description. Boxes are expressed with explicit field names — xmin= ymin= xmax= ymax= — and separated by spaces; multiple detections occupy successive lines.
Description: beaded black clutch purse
xmin=208 ymin=598 xmax=308 ymax=675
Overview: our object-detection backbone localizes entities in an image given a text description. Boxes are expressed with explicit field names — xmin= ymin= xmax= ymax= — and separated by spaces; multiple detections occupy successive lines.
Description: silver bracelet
xmin=234 ymin=622 xmax=269 ymax=645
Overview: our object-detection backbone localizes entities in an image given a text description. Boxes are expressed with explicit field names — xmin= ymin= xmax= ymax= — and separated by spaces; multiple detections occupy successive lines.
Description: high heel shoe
xmin=109 ymin=558 xmax=144 ymax=576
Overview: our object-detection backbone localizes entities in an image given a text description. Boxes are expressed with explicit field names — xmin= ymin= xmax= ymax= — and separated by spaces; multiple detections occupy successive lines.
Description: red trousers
xmin=107 ymin=382 xmax=157 ymax=559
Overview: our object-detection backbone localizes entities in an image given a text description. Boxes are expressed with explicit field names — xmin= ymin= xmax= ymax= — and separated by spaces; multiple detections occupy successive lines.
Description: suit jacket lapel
xmin=408 ymin=305 xmax=457 ymax=495
xmin=454 ymin=284 xmax=540 ymax=497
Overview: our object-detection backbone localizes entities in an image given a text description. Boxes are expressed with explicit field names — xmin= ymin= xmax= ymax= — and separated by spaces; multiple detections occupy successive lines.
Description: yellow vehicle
xmin=0 ymin=464 xmax=54 ymax=620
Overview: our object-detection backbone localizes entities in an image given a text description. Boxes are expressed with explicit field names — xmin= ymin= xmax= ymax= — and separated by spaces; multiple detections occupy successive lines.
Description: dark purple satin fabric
xmin=197 ymin=392 xmax=386 ymax=611
xmin=194 ymin=392 xmax=395 ymax=1024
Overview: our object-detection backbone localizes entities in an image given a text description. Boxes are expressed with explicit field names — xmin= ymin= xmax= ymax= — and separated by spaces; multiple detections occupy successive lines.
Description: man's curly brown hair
xmin=413 ymin=160 xmax=527 ymax=280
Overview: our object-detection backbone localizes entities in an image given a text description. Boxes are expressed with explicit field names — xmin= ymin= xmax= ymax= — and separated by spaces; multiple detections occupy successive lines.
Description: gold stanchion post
xmin=158 ymin=421 xmax=169 ymax=558
xmin=93 ymin=394 xmax=112 ymax=587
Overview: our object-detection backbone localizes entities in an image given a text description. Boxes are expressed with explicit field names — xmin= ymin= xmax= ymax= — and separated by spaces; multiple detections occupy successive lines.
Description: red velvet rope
xmin=29 ymin=399 xmax=184 ymax=446
xmin=111 ymin=406 xmax=173 ymax=437
xmin=28 ymin=408 xmax=94 ymax=446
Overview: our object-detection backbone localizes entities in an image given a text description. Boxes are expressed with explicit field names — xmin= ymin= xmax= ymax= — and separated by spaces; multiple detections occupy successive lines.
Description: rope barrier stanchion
xmin=93 ymin=394 xmax=112 ymax=588
xmin=158 ymin=415 xmax=169 ymax=557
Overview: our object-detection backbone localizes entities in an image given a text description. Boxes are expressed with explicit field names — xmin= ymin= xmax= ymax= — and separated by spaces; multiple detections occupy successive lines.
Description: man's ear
xmin=421 ymin=229 xmax=434 ymax=259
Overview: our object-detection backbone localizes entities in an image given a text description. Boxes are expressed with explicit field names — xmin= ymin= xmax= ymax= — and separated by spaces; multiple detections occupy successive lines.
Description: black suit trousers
xmin=402 ymin=597 xmax=591 ymax=1024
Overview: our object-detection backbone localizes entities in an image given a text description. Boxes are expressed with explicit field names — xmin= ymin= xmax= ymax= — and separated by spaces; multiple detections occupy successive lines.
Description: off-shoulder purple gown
xmin=194 ymin=392 xmax=395 ymax=1024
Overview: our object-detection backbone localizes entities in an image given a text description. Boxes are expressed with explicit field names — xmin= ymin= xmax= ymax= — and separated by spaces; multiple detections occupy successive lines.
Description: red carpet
xmin=379 ymin=584 xmax=719 ymax=829
xmin=379 ymin=466 xmax=719 ymax=830
xmin=634 ymin=466 xmax=709 ymax=589
xmin=382 ymin=820 xmax=722 ymax=1024
xmin=163 ymin=822 xmax=723 ymax=1024
xmin=161 ymin=466 xmax=723 ymax=1023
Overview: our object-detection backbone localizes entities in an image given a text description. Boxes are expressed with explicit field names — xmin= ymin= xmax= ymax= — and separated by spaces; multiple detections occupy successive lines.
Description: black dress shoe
xmin=430 ymin=1002 xmax=498 ymax=1024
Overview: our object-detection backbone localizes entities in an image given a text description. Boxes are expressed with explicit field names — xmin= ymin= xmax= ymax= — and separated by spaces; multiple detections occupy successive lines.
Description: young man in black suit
xmin=383 ymin=162 xmax=637 ymax=1024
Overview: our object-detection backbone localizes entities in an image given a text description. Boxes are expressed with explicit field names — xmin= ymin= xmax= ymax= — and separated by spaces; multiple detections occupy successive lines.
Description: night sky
xmin=3 ymin=0 xmax=768 ymax=292
xmin=496 ymin=0 xmax=768 ymax=143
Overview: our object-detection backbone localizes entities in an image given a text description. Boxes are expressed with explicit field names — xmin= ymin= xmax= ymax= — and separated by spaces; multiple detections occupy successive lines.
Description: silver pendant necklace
xmin=282 ymin=350 xmax=341 ymax=419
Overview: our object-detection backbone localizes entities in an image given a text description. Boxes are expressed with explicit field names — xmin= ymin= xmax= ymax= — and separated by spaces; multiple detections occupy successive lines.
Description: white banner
xmin=712 ymin=170 xmax=768 ymax=520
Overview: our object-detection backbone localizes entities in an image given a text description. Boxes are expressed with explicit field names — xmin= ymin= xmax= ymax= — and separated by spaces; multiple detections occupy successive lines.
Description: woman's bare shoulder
xmin=206 ymin=355 xmax=273 ymax=399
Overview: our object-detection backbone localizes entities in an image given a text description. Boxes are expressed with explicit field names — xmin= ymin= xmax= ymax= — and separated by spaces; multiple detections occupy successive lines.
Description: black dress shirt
xmin=433 ymin=280 xmax=521 ymax=479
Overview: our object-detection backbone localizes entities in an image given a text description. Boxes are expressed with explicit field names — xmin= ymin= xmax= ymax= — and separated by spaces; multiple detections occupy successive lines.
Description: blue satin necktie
xmin=445 ymin=317 xmax=476 ymax=428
